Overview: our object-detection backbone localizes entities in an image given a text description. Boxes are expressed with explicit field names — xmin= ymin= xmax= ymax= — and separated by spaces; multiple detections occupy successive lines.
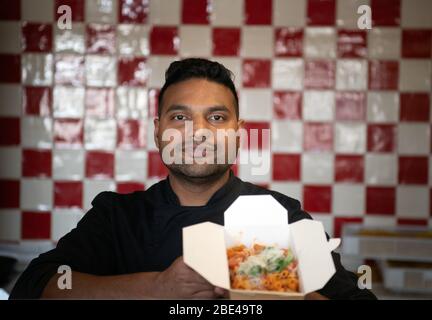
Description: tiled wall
xmin=0 ymin=0 xmax=431 ymax=245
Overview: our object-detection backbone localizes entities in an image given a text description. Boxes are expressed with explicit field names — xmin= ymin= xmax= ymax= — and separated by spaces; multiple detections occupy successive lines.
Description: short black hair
xmin=157 ymin=58 xmax=239 ymax=118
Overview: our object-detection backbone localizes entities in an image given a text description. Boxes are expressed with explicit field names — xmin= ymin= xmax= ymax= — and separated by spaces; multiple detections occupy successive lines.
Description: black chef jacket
xmin=9 ymin=171 xmax=376 ymax=299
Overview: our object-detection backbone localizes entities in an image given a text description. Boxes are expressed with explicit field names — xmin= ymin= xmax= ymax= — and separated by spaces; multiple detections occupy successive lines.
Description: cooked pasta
xmin=227 ymin=243 xmax=300 ymax=293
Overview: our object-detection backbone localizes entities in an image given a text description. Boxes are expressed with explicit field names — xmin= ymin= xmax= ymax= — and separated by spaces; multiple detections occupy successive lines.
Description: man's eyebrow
xmin=206 ymin=105 xmax=231 ymax=113
xmin=164 ymin=104 xmax=191 ymax=114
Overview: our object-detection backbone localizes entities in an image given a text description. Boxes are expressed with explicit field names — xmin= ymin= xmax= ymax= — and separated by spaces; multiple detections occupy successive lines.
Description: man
xmin=10 ymin=58 xmax=376 ymax=299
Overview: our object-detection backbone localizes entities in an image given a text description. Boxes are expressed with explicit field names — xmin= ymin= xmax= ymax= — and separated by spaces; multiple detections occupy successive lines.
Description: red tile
xmin=367 ymin=124 xmax=396 ymax=153
xmin=303 ymin=185 xmax=332 ymax=213
xmin=21 ymin=211 xmax=51 ymax=240
xmin=85 ymin=151 xmax=114 ymax=179
xmin=242 ymin=122 xmax=271 ymax=150
xmin=55 ymin=54 xmax=85 ymax=85
xmin=212 ymin=28 xmax=240 ymax=56
xmin=366 ymin=187 xmax=395 ymax=215
xmin=148 ymin=151 xmax=168 ymax=178
xmin=85 ymin=88 xmax=115 ymax=118
xmin=0 ymin=54 xmax=21 ymax=83
xmin=150 ymin=27 xmax=179 ymax=55
xmin=22 ymin=149 xmax=52 ymax=177
xmin=23 ymin=87 xmax=52 ymax=116
xmin=231 ymin=163 xmax=239 ymax=176
xmin=117 ymin=119 xmax=146 ymax=149
xmin=304 ymin=60 xmax=335 ymax=89
xmin=275 ymin=28 xmax=303 ymax=57
xmin=54 ymin=181 xmax=83 ymax=208
xmin=118 ymin=0 xmax=149 ymax=24
xmin=22 ymin=22 xmax=53 ymax=52
xmin=273 ymin=91 xmax=302 ymax=120
xmin=117 ymin=182 xmax=145 ymax=194
xmin=334 ymin=217 xmax=363 ymax=238
xmin=242 ymin=59 xmax=271 ymax=88
xmin=118 ymin=57 xmax=148 ymax=86
xmin=0 ymin=117 xmax=20 ymax=145
xmin=368 ymin=61 xmax=399 ymax=90
xmin=272 ymin=154 xmax=301 ymax=181
xmin=86 ymin=23 xmax=116 ymax=54
xmin=307 ymin=0 xmax=336 ymax=26
xmin=399 ymin=156 xmax=428 ymax=185
xmin=337 ymin=30 xmax=367 ymax=58
xmin=335 ymin=92 xmax=366 ymax=121
xmin=182 ymin=0 xmax=209 ymax=24
xmin=55 ymin=0 xmax=84 ymax=22
xmin=402 ymin=30 xmax=432 ymax=58
xmin=335 ymin=155 xmax=364 ymax=183
xmin=54 ymin=119 xmax=83 ymax=148
xmin=245 ymin=0 xmax=272 ymax=25
xmin=0 ymin=180 xmax=19 ymax=208
xmin=304 ymin=122 xmax=333 ymax=152
xmin=400 ymin=93 xmax=430 ymax=122
xmin=371 ymin=0 xmax=400 ymax=26
xmin=148 ymin=88 xmax=160 ymax=118
xmin=397 ymin=218 xmax=428 ymax=226
xmin=0 ymin=0 xmax=20 ymax=20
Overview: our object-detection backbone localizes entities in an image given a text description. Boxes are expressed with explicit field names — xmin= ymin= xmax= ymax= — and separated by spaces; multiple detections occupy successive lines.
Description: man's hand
xmin=153 ymin=256 xmax=227 ymax=299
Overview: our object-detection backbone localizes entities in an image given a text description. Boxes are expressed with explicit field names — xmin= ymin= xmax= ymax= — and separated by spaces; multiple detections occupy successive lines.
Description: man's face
xmin=154 ymin=78 xmax=243 ymax=179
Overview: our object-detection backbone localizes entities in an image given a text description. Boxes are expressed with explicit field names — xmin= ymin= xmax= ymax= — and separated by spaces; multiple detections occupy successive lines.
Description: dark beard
xmin=166 ymin=163 xmax=232 ymax=185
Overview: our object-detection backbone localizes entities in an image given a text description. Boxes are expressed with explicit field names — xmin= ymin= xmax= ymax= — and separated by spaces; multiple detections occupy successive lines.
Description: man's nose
xmin=192 ymin=117 xmax=210 ymax=141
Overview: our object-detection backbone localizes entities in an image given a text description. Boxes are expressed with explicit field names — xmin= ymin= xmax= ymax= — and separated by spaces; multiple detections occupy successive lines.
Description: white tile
xmin=336 ymin=0 xmax=370 ymax=28
xmin=83 ymin=180 xmax=116 ymax=210
xmin=274 ymin=0 xmax=306 ymax=27
xmin=84 ymin=118 xmax=117 ymax=150
xmin=179 ymin=26 xmax=211 ymax=57
xmin=399 ymin=60 xmax=431 ymax=92
xmin=367 ymin=92 xmax=399 ymax=123
xmin=365 ymin=154 xmax=397 ymax=185
xmin=333 ymin=185 xmax=365 ymax=216
xmin=215 ymin=57 xmax=242 ymax=88
xmin=335 ymin=123 xmax=366 ymax=154
xmin=22 ymin=0 xmax=54 ymax=22
xmin=53 ymin=149 xmax=85 ymax=180
xmin=301 ymin=153 xmax=334 ymax=184
xmin=239 ymin=89 xmax=272 ymax=121
xmin=51 ymin=209 xmax=84 ymax=242
xmin=149 ymin=0 xmax=180 ymax=25
xmin=53 ymin=86 xmax=85 ymax=118
xmin=364 ymin=216 xmax=396 ymax=227
xmin=22 ymin=54 xmax=53 ymax=86
xmin=21 ymin=117 xmax=53 ymax=149
xmin=147 ymin=119 xmax=158 ymax=151
xmin=401 ymin=0 xmax=432 ymax=28
xmin=21 ymin=179 xmax=53 ymax=210
xmin=0 ymin=22 xmax=21 ymax=53
xmin=0 ymin=147 xmax=21 ymax=179
xmin=0 ymin=210 xmax=21 ymax=242
xmin=310 ymin=214 xmax=334 ymax=237
xmin=270 ymin=182 xmax=303 ymax=203
xmin=115 ymin=150 xmax=148 ymax=181
xmin=0 ymin=84 xmax=22 ymax=116
xmin=303 ymin=91 xmax=334 ymax=121
xmin=85 ymin=55 xmax=117 ymax=87
xmin=238 ymin=149 xmax=272 ymax=183
xmin=272 ymin=120 xmax=302 ymax=152
xmin=147 ymin=56 xmax=177 ymax=88
xmin=116 ymin=87 xmax=148 ymax=119
xmin=336 ymin=60 xmax=367 ymax=91
xmin=368 ymin=28 xmax=401 ymax=59
xmin=117 ymin=24 xmax=150 ymax=56
xmin=54 ymin=23 xmax=85 ymax=54
xmin=85 ymin=0 xmax=118 ymax=23
xmin=304 ymin=27 xmax=336 ymax=59
xmin=272 ymin=59 xmax=304 ymax=90
xmin=398 ymin=123 xmax=430 ymax=155
xmin=396 ymin=186 xmax=429 ymax=219
xmin=211 ymin=0 xmax=243 ymax=26
xmin=241 ymin=26 xmax=273 ymax=58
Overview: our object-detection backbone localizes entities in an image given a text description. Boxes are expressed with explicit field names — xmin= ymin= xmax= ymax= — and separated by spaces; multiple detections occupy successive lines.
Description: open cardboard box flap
xmin=183 ymin=195 xmax=341 ymax=298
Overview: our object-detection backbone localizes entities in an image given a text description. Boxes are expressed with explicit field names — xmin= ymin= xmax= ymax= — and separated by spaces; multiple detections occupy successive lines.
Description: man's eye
xmin=172 ymin=115 xmax=186 ymax=121
xmin=209 ymin=115 xmax=225 ymax=121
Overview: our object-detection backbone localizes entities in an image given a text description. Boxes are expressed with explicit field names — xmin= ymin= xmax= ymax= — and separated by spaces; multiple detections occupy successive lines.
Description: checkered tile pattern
xmin=0 ymin=0 xmax=431 ymax=244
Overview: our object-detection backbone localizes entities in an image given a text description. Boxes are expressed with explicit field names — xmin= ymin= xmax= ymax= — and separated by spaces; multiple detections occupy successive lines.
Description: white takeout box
xmin=183 ymin=195 xmax=341 ymax=299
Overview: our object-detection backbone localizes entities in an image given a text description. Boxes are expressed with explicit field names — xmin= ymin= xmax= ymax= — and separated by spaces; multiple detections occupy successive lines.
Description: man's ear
xmin=237 ymin=118 xmax=245 ymax=130
xmin=154 ymin=117 xmax=160 ymax=149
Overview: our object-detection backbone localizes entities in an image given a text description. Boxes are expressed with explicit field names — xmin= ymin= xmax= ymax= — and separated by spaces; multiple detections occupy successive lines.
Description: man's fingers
xmin=214 ymin=287 xmax=229 ymax=299
xmin=191 ymin=290 xmax=218 ymax=299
